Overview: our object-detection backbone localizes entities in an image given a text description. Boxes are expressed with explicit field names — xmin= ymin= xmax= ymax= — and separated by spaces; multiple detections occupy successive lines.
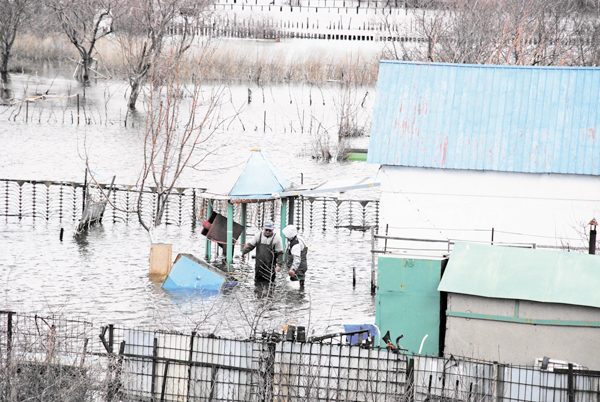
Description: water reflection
xmin=253 ymin=280 xmax=276 ymax=299
xmin=73 ymin=224 xmax=105 ymax=253
xmin=165 ymin=288 xmax=221 ymax=302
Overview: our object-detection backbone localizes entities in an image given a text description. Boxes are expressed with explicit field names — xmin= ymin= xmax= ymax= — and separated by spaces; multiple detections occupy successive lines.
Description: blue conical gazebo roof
xmin=206 ymin=149 xmax=291 ymax=201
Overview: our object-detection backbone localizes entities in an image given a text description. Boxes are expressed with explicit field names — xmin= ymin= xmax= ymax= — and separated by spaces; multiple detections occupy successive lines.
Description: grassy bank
xmin=8 ymin=34 xmax=380 ymax=86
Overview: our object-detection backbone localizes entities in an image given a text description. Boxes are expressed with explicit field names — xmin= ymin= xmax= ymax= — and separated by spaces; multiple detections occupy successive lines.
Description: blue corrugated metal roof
xmin=367 ymin=61 xmax=600 ymax=175
xmin=438 ymin=243 xmax=600 ymax=308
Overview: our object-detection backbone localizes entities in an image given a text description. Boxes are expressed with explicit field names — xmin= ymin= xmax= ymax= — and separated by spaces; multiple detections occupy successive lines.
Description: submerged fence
xmin=0 ymin=179 xmax=379 ymax=232
xmin=0 ymin=178 xmax=203 ymax=227
xmin=1 ymin=311 xmax=599 ymax=401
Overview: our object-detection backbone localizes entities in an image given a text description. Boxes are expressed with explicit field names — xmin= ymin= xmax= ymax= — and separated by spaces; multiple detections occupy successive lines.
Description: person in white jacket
xmin=282 ymin=225 xmax=308 ymax=288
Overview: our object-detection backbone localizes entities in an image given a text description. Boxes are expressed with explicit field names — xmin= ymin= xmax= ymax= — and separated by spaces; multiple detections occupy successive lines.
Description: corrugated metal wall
xmin=368 ymin=61 xmax=600 ymax=175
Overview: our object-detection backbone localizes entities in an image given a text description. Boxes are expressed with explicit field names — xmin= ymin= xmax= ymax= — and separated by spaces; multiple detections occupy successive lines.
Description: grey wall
xmin=444 ymin=294 xmax=600 ymax=369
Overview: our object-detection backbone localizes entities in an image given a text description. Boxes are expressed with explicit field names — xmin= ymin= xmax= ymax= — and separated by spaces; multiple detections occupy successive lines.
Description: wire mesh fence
xmin=0 ymin=179 xmax=204 ymax=227
xmin=203 ymin=196 xmax=379 ymax=233
xmin=0 ymin=311 xmax=599 ymax=401
xmin=273 ymin=342 xmax=407 ymax=401
xmin=0 ymin=179 xmax=379 ymax=232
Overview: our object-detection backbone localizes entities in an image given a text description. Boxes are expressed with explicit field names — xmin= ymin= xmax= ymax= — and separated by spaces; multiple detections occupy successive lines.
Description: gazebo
xmin=201 ymin=148 xmax=293 ymax=269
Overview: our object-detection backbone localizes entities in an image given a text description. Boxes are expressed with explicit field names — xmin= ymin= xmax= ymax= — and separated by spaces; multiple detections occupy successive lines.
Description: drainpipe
xmin=589 ymin=219 xmax=597 ymax=255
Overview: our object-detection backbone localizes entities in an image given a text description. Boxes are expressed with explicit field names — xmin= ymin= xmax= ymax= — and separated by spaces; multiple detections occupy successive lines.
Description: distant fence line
xmin=216 ymin=0 xmax=431 ymax=9
xmin=0 ymin=179 xmax=379 ymax=231
xmin=158 ymin=1 xmax=430 ymax=42
xmin=1 ymin=311 xmax=599 ymax=402
xmin=176 ymin=8 xmax=424 ymax=42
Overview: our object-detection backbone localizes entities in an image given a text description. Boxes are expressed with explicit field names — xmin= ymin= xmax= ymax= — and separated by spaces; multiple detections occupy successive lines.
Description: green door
xmin=375 ymin=257 xmax=441 ymax=356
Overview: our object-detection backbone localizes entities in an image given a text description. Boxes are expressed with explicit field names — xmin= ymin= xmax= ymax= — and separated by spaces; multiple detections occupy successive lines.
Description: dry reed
xmin=6 ymin=33 xmax=379 ymax=86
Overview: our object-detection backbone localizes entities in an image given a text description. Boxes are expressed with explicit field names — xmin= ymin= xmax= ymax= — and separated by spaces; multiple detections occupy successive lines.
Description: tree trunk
xmin=0 ymin=52 xmax=9 ymax=84
xmin=75 ymin=54 xmax=94 ymax=82
xmin=128 ymin=79 xmax=142 ymax=110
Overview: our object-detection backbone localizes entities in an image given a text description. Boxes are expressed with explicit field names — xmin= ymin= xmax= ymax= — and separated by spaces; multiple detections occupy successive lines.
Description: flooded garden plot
xmin=0 ymin=42 xmax=381 ymax=335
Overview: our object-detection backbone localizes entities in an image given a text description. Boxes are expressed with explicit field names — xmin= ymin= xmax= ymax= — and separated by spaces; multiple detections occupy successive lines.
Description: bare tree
xmin=569 ymin=1 xmax=600 ymax=66
xmin=382 ymin=0 xmax=585 ymax=66
xmin=0 ymin=0 xmax=32 ymax=84
xmin=136 ymin=52 xmax=225 ymax=240
xmin=48 ymin=0 xmax=119 ymax=82
xmin=115 ymin=0 xmax=210 ymax=110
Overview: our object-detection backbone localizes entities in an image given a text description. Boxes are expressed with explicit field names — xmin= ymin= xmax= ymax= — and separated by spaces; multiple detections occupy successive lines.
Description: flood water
xmin=0 ymin=40 xmax=382 ymax=338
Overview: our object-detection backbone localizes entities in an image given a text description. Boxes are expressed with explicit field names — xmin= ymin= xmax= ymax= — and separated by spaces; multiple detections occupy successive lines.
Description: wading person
xmin=241 ymin=221 xmax=283 ymax=283
xmin=282 ymin=225 xmax=308 ymax=288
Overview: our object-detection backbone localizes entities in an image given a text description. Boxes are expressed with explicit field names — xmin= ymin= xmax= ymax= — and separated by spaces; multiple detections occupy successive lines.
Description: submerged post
xmin=371 ymin=226 xmax=376 ymax=294
xmin=240 ymin=202 xmax=247 ymax=252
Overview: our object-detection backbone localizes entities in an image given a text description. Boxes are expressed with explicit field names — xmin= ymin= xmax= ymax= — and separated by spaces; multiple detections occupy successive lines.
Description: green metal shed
xmin=375 ymin=256 xmax=445 ymax=356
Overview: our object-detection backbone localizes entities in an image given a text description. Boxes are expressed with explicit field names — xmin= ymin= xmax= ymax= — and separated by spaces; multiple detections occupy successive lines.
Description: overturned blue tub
xmin=162 ymin=253 xmax=238 ymax=293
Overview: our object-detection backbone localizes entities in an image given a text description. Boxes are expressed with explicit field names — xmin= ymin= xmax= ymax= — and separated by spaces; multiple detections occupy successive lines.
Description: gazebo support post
xmin=205 ymin=200 xmax=212 ymax=261
xmin=288 ymin=197 xmax=295 ymax=225
xmin=280 ymin=198 xmax=287 ymax=258
xmin=240 ymin=203 xmax=247 ymax=252
xmin=226 ymin=201 xmax=234 ymax=270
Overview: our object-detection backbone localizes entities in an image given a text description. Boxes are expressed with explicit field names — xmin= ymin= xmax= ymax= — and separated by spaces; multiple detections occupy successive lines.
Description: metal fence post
xmin=108 ymin=324 xmax=114 ymax=354
xmin=493 ymin=362 xmax=505 ymax=402
xmin=4 ymin=311 xmax=15 ymax=402
xmin=6 ymin=311 xmax=14 ymax=359
xmin=568 ymin=363 xmax=574 ymax=402
xmin=160 ymin=361 xmax=170 ymax=402
xmin=187 ymin=332 xmax=196 ymax=399
xmin=151 ymin=337 xmax=158 ymax=402
xmin=405 ymin=357 xmax=415 ymax=402
xmin=371 ymin=226 xmax=376 ymax=294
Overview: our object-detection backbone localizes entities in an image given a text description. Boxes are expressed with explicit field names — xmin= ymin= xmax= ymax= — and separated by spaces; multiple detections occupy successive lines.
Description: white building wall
xmin=444 ymin=293 xmax=600 ymax=369
xmin=377 ymin=166 xmax=600 ymax=252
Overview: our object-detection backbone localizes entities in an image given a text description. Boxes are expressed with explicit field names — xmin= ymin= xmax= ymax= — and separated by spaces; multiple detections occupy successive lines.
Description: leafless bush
xmin=382 ymin=0 xmax=600 ymax=67
xmin=0 ymin=314 xmax=108 ymax=402
xmin=558 ymin=219 xmax=600 ymax=253
xmin=4 ymin=361 xmax=90 ymax=401
xmin=335 ymin=83 xmax=370 ymax=141
xmin=308 ymin=117 xmax=334 ymax=162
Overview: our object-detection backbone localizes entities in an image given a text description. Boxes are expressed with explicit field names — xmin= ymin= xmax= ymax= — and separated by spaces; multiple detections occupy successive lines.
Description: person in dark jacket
xmin=241 ymin=221 xmax=283 ymax=283
xmin=282 ymin=225 xmax=308 ymax=288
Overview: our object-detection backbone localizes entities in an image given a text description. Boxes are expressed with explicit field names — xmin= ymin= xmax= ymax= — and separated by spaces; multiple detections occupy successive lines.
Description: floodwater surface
xmin=0 ymin=47 xmax=381 ymax=337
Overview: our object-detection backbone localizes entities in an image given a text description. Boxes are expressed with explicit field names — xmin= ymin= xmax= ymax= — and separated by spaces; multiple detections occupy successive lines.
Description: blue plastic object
xmin=162 ymin=254 xmax=237 ymax=292
xmin=343 ymin=324 xmax=379 ymax=346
